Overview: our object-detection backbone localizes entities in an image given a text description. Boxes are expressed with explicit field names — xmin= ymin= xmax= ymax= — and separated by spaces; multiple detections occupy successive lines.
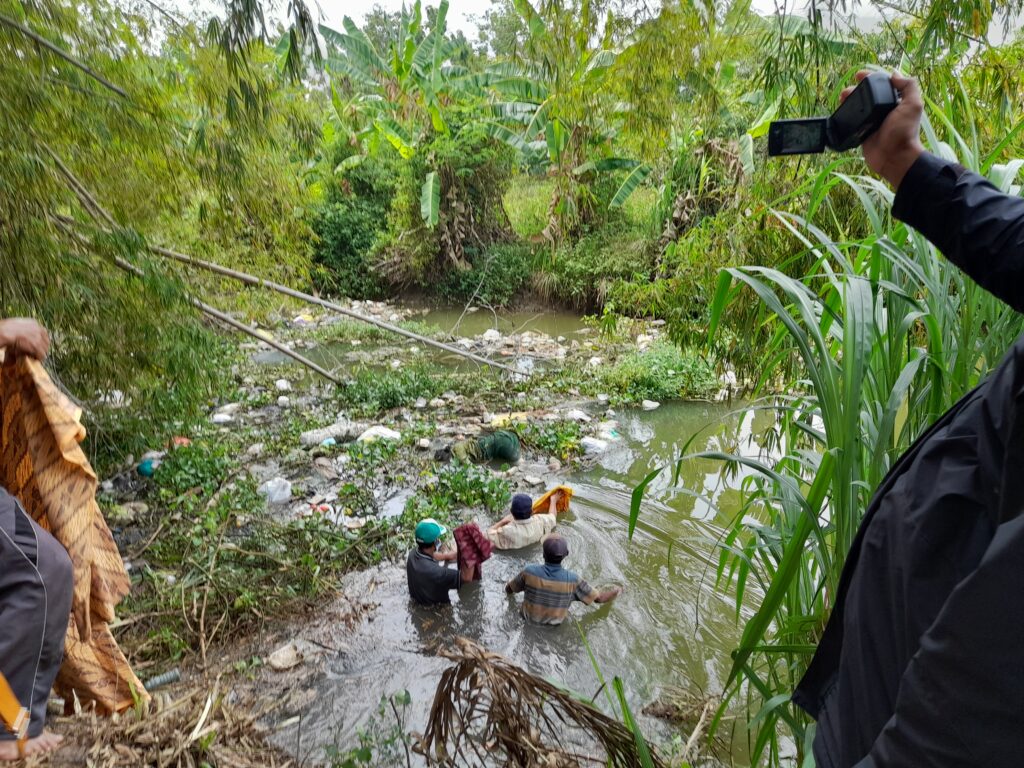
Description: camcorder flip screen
xmin=768 ymin=119 xmax=827 ymax=156
xmin=767 ymin=72 xmax=899 ymax=156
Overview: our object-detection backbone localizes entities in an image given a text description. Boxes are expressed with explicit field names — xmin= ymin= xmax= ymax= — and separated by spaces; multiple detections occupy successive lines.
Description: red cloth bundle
xmin=454 ymin=523 xmax=493 ymax=580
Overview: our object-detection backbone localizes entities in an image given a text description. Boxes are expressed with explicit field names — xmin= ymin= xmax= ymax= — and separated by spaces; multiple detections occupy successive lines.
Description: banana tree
xmin=478 ymin=0 xmax=651 ymax=244
xmin=319 ymin=0 xmax=456 ymax=227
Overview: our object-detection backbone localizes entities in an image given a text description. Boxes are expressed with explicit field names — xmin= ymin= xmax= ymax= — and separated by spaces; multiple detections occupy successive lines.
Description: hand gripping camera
xmin=768 ymin=72 xmax=899 ymax=156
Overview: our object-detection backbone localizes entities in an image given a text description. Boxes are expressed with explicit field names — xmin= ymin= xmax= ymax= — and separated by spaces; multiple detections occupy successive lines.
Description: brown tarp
xmin=0 ymin=354 xmax=146 ymax=714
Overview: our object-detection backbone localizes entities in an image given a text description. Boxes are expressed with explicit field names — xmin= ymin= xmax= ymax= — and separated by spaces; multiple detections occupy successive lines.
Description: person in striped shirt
xmin=504 ymin=534 xmax=622 ymax=626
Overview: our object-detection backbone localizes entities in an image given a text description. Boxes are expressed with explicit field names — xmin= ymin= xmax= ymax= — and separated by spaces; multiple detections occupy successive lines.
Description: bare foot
xmin=0 ymin=731 xmax=64 ymax=761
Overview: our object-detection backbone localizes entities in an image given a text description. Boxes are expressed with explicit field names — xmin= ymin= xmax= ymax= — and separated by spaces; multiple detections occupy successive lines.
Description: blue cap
xmin=511 ymin=493 xmax=533 ymax=520
xmin=415 ymin=518 xmax=447 ymax=545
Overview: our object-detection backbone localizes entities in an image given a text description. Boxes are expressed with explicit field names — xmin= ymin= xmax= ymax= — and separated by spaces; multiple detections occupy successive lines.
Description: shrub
xmin=436 ymin=243 xmax=537 ymax=307
xmin=155 ymin=441 xmax=233 ymax=499
xmin=599 ymin=342 xmax=717 ymax=402
xmin=338 ymin=364 xmax=451 ymax=415
xmin=378 ymin=119 xmax=517 ymax=286
xmin=310 ymin=198 xmax=386 ymax=299
xmin=404 ymin=461 xmax=511 ymax=519
xmin=518 ymin=420 xmax=583 ymax=460
xmin=533 ymin=223 xmax=657 ymax=310
xmin=310 ymin=149 xmax=397 ymax=299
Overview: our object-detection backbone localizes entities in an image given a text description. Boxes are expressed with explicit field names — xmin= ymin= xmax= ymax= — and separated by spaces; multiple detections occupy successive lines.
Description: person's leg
xmin=0 ymin=489 xmax=71 ymax=761
xmin=29 ymin=517 xmax=72 ymax=728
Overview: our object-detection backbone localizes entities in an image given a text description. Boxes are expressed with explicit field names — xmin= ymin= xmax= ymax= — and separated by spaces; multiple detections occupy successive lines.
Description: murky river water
xmin=273 ymin=399 xmax=776 ymax=765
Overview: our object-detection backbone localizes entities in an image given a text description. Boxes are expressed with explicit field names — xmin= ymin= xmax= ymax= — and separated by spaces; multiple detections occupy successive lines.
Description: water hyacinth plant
xmin=633 ymin=96 xmax=1024 ymax=766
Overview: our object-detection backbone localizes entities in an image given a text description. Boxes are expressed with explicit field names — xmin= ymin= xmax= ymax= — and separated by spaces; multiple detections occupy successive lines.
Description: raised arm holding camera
xmin=791 ymin=71 xmax=1024 ymax=767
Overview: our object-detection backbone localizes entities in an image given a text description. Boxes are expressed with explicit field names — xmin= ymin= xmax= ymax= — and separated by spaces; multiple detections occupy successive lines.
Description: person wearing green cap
xmin=407 ymin=518 xmax=477 ymax=605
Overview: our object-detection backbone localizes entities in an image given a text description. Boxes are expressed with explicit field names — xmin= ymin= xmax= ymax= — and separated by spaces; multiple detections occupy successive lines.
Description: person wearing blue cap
xmin=406 ymin=518 xmax=476 ymax=605
xmin=486 ymin=491 xmax=563 ymax=550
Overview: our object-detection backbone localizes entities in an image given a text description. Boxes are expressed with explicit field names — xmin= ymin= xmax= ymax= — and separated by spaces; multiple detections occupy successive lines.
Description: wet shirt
xmin=487 ymin=513 xmax=556 ymax=550
xmin=506 ymin=563 xmax=596 ymax=625
xmin=406 ymin=549 xmax=460 ymax=605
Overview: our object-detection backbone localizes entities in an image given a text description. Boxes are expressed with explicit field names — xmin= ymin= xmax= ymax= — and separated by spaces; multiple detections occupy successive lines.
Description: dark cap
xmin=511 ymin=493 xmax=533 ymax=520
xmin=542 ymin=534 xmax=568 ymax=563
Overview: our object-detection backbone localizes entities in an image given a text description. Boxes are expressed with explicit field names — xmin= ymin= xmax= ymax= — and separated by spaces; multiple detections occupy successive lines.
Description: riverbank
xmin=44 ymin=299 xmax=752 ymax=767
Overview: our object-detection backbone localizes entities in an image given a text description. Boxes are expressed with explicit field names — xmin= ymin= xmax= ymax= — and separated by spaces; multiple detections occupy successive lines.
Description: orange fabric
xmin=0 ymin=671 xmax=29 ymax=741
xmin=0 ymin=354 xmax=146 ymax=715
xmin=532 ymin=485 xmax=573 ymax=515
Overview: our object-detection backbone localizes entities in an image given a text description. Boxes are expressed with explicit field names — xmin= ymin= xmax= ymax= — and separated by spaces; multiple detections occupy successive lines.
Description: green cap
xmin=415 ymin=518 xmax=447 ymax=545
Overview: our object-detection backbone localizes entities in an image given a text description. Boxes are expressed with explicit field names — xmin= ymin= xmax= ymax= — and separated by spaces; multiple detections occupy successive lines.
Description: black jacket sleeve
xmin=892 ymin=152 xmax=1024 ymax=313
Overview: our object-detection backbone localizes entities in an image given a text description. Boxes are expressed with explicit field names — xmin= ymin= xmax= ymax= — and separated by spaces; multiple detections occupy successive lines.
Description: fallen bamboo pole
xmin=0 ymin=12 xmax=129 ymax=99
xmin=43 ymin=147 xmax=519 ymax=377
xmin=49 ymin=216 xmax=342 ymax=385
xmin=145 ymin=243 xmax=520 ymax=375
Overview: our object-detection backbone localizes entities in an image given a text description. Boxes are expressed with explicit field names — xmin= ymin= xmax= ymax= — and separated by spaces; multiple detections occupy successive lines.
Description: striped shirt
xmin=506 ymin=563 xmax=597 ymax=625
xmin=487 ymin=513 xmax=556 ymax=550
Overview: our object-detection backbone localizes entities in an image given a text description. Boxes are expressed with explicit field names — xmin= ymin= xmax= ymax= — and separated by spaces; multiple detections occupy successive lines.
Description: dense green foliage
xmin=600 ymin=342 xmax=718 ymax=403
xmin=6 ymin=0 xmax=1024 ymax=762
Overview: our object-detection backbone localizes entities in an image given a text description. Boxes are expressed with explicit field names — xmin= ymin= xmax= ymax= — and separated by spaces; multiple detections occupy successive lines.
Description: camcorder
xmin=767 ymin=72 xmax=899 ymax=156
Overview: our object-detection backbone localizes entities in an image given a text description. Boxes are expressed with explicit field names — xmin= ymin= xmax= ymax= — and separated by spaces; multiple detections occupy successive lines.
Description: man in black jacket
xmin=792 ymin=71 xmax=1024 ymax=767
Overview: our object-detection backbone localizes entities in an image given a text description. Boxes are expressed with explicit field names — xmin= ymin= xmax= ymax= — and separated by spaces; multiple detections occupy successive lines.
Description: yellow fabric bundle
xmin=0 ymin=354 xmax=146 ymax=715
xmin=532 ymin=485 xmax=574 ymax=515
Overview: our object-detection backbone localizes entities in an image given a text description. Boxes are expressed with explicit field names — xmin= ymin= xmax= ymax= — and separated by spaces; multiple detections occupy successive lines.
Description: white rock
xmin=457 ymin=338 xmax=474 ymax=349
xmin=268 ymin=643 xmax=304 ymax=671
xmin=564 ymin=408 xmax=591 ymax=423
xmin=641 ymin=399 xmax=661 ymax=411
xmin=246 ymin=442 xmax=265 ymax=458
xmin=389 ymin=313 xmax=400 ymax=322
xmin=524 ymin=475 xmax=544 ymax=487
xmin=258 ymin=477 xmax=292 ymax=504
xmin=277 ymin=396 xmax=290 ymax=407
xmin=429 ymin=398 xmax=446 ymax=409
xmin=414 ymin=397 xmax=428 ymax=409
xmin=275 ymin=379 xmax=292 ymax=392
xmin=557 ymin=336 xmax=567 ymax=343
xmin=351 ymin=339 xmax=362 ymax=346
xmin=581 ymin=436 xmax=609 ymax=455
xmin=357 ymin=426 xmax=402 ymax=443
xmin=216 ymin=402 xmax=242 ymax=416
xmin=417 ymin=438 xmax=431 ymax=450
xmin=597 ymin=393 xmax=610 ymax=404
xmin=482 ymin=328 xmax=501 ymax=342
xmin=588 ymin=356 xmax=603 ymax=368
xmin=547 ymin=458 xmax=562 ymax=472
xmin=211 ymin=413 xmax=234 ymax=425
xmin=390 ymin=359 xmax=402 ymax=370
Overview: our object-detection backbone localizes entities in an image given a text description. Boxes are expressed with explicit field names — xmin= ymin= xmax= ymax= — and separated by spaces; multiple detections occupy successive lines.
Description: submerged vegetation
xmin=4 ymin=0 xmax=1024 ymax=763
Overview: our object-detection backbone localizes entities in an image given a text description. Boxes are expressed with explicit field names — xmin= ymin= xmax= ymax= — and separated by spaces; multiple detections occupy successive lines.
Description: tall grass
xmin=635 ymin=100 xmax=1024 ymax=765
